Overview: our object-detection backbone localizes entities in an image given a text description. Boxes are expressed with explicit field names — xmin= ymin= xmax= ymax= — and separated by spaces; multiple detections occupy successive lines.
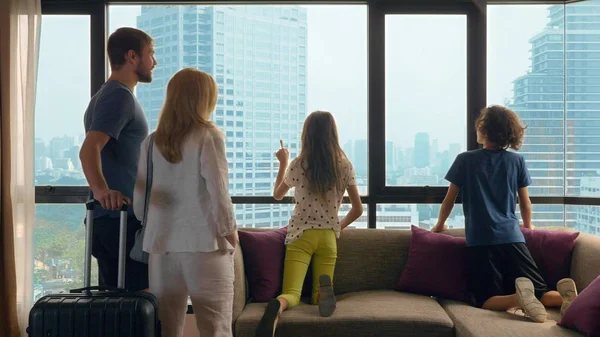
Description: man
xmin=80 ymin=27 xmax=156 ymax=291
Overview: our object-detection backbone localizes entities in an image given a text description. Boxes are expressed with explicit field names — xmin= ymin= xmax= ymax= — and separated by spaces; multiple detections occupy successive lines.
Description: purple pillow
xmin=521 ymin=228 xmax=579 ymax=289
xmin=558 ymin=276 xmax=600 ymax=337
xmin=394 ymin=225 xmax=470 ymax=302
xmin=238 ymin=227 xmax=287 ymax=302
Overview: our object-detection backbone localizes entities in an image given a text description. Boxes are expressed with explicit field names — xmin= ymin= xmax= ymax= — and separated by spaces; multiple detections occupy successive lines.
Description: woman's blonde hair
xmin=155 ymin=68 xmax=218 ymax=163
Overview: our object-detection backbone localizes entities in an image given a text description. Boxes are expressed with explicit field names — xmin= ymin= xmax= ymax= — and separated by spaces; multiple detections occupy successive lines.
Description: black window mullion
xmin=367 ymin=3 xmax=385 ymax=228
xmin=467 ymin=1 xmax=487 ymax=151
xmin=90 ymin=2 xmax=107 ymax=97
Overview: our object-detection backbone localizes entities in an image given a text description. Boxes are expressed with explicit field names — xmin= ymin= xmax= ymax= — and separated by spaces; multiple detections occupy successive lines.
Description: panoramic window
xmin=32 ymin=1 xmax=600 ymax=305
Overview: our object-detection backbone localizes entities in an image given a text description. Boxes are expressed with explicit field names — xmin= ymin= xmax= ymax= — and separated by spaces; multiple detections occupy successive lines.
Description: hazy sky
xmin=35 ymin=5 xmax=550 ymax=151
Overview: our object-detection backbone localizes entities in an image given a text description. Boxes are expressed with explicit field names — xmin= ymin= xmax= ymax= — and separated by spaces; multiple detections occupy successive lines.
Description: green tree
xmin=34 ymin=204 xmax=99 ymax=290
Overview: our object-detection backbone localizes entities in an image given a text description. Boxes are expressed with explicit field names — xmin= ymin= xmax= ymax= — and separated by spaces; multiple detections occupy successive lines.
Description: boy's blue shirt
xmin=445 ymin=148 xmax=532 ymax=247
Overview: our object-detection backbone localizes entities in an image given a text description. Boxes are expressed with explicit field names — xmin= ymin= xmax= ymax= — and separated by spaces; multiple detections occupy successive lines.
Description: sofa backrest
xmin=325 ymin=228 xmax=413 ymax=294
xmin=230 ymin=227 xmax=466 ymax=300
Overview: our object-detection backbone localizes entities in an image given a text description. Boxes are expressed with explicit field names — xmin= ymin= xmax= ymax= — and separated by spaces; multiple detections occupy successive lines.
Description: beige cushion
xmin=235 ymin=290 xmax=454 ymax=337
xmin=571 ymin=233 xmax=600 ymax=291
xmin=439 ymin=299 xmax=582 ymax=337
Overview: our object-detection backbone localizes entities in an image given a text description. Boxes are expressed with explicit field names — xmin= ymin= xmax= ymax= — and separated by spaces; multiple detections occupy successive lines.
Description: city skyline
xmin=35 ymin=4 xmax=600 ymax=194
xmin=35 ymin=5 xmax=550 ymax=149
xmin=33 ymin=3 xmax=600 ymax=213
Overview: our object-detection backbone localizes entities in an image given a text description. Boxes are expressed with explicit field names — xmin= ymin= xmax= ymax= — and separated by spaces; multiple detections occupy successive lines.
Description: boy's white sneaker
xmin=557 ymin=278 xmax=578 ymax=316
xmin=515 ymin=277 xmax=547 ymax=323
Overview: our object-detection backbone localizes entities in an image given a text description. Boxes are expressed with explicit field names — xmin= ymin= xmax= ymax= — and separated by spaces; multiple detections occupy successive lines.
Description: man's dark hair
xmin=476 ymin=105 xmax=527 ymax=150
xmin=107 ymin=27 xmax=153 ymax=69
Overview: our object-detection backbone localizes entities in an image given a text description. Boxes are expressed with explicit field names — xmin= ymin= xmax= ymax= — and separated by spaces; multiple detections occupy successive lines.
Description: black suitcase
xmin=27 ymin=199 xmax=161 ymax=337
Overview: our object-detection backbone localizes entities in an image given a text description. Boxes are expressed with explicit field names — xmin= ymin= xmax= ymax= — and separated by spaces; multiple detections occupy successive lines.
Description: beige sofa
xmin=230 ymin=228 xmax=600 ymax=337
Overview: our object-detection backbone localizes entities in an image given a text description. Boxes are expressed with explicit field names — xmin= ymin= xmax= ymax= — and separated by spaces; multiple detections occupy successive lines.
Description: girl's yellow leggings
xmin=277 ymin=229 xmax=338 ymax=307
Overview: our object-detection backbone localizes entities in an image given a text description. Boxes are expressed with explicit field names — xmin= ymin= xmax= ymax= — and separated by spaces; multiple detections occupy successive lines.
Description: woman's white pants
xmin=149 ymin=250 xmax=234 ymax=337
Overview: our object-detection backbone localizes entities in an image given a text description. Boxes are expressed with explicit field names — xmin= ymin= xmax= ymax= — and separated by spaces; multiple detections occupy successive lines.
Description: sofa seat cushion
xmin=439 ymin=299 xmax=582 ymax=337
xmin=235 ymin=290 xmax=454 ymax=337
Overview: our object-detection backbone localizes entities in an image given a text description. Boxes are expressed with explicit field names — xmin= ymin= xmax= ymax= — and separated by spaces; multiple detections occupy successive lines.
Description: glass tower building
xmin=137 ymin=5 xmax=308 ymax=228
xmin=509 ymin=2 xmax=600 ymax=229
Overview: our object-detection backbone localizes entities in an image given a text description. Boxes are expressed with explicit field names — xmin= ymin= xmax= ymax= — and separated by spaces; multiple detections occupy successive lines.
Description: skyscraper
xmin=430 ymin=138 xmax=438 ymax=164
xmin=49 ymin=136 xmax=74 ymax=159
xmin=448 ymin=143 xmax=461 ymax=161
xmin=386 ymin=140 xmax=395 ymax=172
xmin=137 ymin=5 xmax=308 ymax=228
xmin=509 ymin=2 xmax=600 ymax=228
xmin=354 ymin=139 xmax=368 ymax=177
xmin=413 ymin=132 xmax=430 ymax=168
xmin=577 ymin=176 xmax=600 ymax=235
xmin=343 ymin=140 xmax=353 ymax=162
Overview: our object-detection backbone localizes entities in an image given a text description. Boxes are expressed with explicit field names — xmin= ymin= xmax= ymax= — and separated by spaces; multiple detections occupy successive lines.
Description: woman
xmin=134 ymin=68 xmax=237 ymax=337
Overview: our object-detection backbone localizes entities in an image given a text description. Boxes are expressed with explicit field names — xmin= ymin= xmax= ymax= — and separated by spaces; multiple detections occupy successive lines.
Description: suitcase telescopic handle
xmin=83 ymin=199 xmax=129 ymax=292
xmin=86 ymin=199 xmax=129 ymax=212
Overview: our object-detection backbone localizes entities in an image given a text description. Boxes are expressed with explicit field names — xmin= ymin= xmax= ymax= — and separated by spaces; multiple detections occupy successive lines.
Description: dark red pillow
xmin=521 ymin=228 xmax=579 ymax=289
xmin=558 ymin=276 xmax=600 ymax=337
xmin=238 ymin=227 xmax=287 ymax=302
xmin=395 ymin=225 xmax=470 ymax=302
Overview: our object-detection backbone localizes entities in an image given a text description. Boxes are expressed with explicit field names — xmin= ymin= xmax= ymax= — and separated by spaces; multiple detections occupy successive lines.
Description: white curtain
xmin=0 ymin=0 xmax=41 ymax=335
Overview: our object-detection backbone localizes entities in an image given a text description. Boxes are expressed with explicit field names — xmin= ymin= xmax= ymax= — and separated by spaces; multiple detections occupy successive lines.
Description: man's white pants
xmin=149 ymin=251 xmax=234 ymax=337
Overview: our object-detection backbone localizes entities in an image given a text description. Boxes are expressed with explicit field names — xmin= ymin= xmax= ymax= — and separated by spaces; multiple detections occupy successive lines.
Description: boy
xmin=432 ymin=105 xmax=577 ymax=323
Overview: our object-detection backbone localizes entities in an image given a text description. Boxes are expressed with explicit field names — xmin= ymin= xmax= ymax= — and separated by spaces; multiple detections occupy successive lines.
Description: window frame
xmin=36 ymin=0 xmax=600 ymax=233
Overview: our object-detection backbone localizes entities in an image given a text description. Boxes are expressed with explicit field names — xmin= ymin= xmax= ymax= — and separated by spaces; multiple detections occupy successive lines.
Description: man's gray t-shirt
xmin=84 ymin=80 xmax=148 ymax=218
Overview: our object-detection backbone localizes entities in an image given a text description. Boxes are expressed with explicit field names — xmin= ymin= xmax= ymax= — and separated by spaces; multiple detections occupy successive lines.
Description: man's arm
xmin=432 ymin=183 xmax=460 ymax=232
xmin=79 ymin=130 xmax=130 ymax=210
xmin=81 ymin=88 xmax=135 ymax=210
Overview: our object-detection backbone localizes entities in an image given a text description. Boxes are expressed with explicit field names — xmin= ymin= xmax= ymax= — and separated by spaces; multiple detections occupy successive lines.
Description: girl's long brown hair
xmin=155 ymin=68 xmax=218 ymax=163
xmin=298 ymin=111 xmax=348 ymax=198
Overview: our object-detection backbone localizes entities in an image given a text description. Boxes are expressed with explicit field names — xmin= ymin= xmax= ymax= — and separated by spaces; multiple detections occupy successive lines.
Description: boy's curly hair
xmin=476 ymin=105 xmax=527 ymax=150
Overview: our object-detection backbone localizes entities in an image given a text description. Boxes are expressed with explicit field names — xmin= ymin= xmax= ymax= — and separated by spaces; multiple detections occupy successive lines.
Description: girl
xmin=256 ymin=111 xmax=363 ymax=337
xmin=432 ymin=105 xmax=578 ymax=323
xmin=134 ymin=68 xmax=237 ymax=337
